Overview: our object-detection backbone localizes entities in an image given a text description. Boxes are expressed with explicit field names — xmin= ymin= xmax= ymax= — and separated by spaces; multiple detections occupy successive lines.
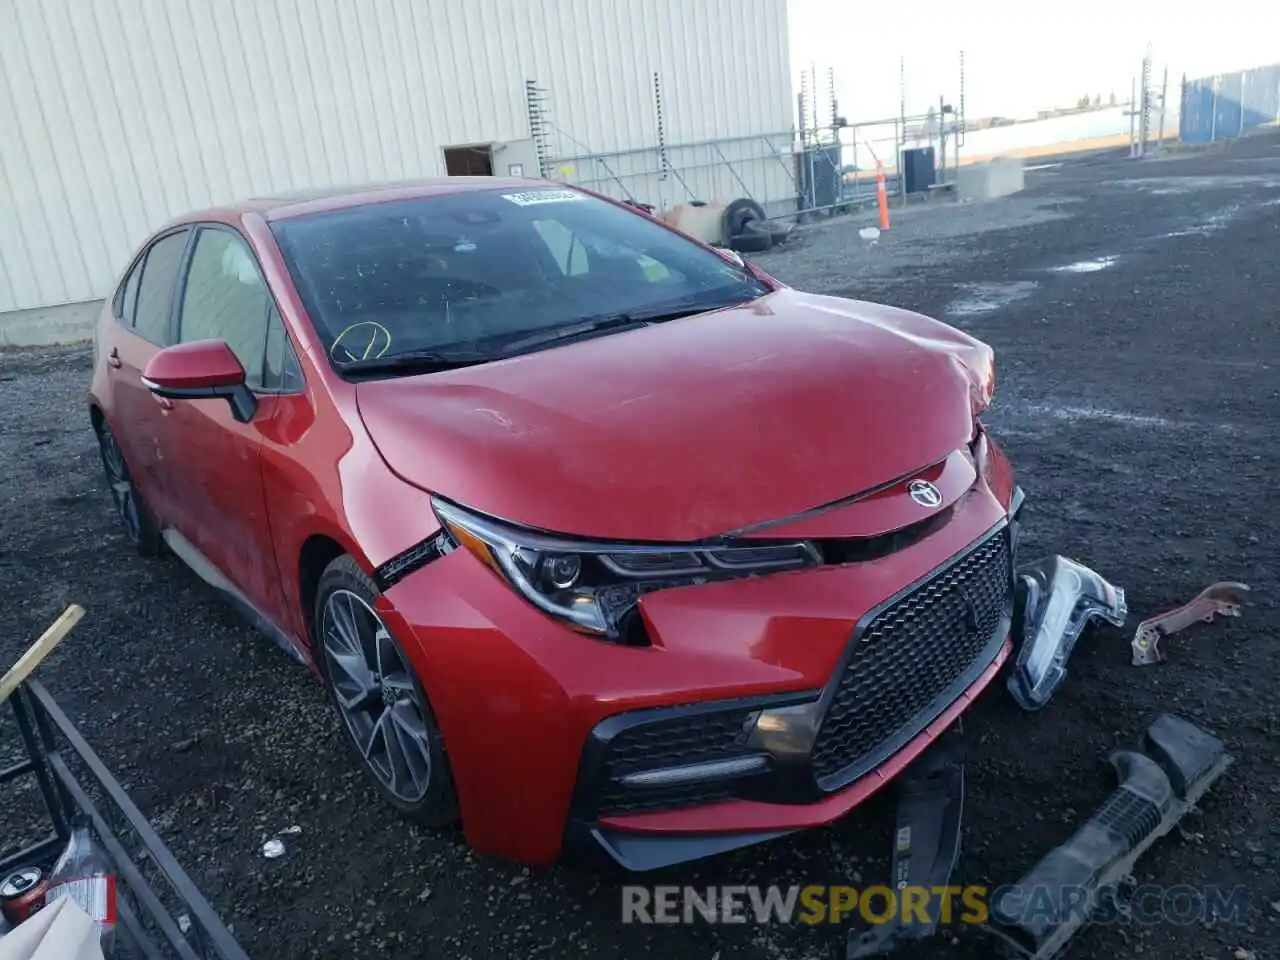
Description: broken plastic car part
xmin=1008 ymin=556 xmax=1128 ymax=711
xmin=1130 ymin=581 xmax=1250 ymax=666
xmin=847 ymin=724 xmax=965 ymax=959
xmin=986 ymin=714 xmax=1231 ymax=960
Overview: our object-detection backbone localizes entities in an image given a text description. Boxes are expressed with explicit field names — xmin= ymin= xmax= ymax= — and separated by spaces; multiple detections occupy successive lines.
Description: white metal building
xmin=0 ymin=0 xmax=793 ymax=342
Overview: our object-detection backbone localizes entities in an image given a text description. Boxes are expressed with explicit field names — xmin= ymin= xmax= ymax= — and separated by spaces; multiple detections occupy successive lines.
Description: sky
xmin=787 ymin=0 xmax=1280 ymax=122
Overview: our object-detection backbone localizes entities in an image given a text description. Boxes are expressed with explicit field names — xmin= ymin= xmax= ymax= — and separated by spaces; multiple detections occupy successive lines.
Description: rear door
xmin=157 ymin=224 xmax=294 ymax=618
xmin=106 ymin=228 xmax=192 ymax=523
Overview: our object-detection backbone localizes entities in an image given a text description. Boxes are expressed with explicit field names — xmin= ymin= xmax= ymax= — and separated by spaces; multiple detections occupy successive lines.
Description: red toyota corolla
xmin=88 ymin=179 xmax=1038 ymax=871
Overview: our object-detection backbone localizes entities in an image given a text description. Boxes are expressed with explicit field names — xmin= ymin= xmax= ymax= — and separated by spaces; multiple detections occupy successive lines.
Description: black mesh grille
xmin=810 ymin=526 xmax=1012 ymax=785
xmin=596 ymin=709 xmax=758 ymax=814
xmin=598 ymin=780 xmax=739 ymax=815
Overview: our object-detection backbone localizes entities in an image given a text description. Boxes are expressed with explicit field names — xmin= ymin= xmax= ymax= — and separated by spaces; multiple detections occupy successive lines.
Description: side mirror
xmin=142 ymin=340 xmax=257 ymax=423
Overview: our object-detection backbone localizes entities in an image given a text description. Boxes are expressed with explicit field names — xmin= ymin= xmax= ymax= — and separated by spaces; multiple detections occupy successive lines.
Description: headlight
xmin=432 ymin=499 xmax=820 ymax=643
xmin=1008 ymin=556 xmax=1127 ymax=710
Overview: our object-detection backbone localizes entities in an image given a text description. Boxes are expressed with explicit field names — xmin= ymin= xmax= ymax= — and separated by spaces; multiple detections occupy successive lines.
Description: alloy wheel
xmin=320 ymin=589 xmax=434 ymax=804
xmin=98 ymin=427 xmax=142 ymax=545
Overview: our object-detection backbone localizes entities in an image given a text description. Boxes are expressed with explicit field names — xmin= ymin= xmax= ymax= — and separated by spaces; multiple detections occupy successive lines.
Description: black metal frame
xmin=1 ymin=679 xmax=250 ymax=959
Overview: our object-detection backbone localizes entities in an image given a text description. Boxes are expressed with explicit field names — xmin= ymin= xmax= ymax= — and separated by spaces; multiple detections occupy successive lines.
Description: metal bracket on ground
xmin=1131 ymin=582 xmax=1250 ymax=666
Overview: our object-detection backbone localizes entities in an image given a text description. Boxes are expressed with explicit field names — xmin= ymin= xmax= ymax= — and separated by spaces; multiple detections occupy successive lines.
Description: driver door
xmin=154 ymin=225 xmax=293 ymax=620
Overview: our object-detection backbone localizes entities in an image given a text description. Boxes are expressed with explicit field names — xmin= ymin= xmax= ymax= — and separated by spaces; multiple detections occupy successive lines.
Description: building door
xmin=443 ymin=144 xmax=494 ymax=176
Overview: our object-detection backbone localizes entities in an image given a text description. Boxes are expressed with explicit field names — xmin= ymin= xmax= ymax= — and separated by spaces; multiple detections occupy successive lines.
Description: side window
xmin=113 ymin=258 xmax=143 ymax=325
xmin=263 ymin=304 xmax=305 ymax=392
xmin=178 ymin=229 xmax=272 ymax=388
xmin=133 ymin=231 xmax=190 ymax=345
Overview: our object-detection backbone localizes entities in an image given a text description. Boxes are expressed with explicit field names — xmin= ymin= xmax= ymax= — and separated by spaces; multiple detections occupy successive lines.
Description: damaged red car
xmin=88 ymin=180 xmax=1119 ymax=871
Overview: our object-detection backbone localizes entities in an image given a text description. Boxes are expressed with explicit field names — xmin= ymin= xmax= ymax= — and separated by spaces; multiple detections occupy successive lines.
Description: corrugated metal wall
xmin=1180 ymin=62 xmax=1280 ymax=143
xmin=0 ymin=0 xmax=792 ymax=315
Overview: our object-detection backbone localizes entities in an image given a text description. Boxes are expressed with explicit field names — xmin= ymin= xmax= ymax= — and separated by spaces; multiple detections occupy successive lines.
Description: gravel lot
xmin=3 ymin=133 xmax=1279 ymax=959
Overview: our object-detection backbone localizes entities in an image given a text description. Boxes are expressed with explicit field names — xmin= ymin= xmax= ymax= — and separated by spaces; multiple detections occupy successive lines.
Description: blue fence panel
xmin=1180 ymin=77 xmax=1217 ymax=142
xmin=1181 ymin=61 xmax=1280 ymax=142
xmin=1214 ymin=72 xmax=1245 ymax=139
xmin=1242 ymin=64 xmax=1280 ymax=129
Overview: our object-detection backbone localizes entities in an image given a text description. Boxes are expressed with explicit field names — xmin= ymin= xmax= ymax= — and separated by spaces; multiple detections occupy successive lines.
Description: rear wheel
xmin=314 ymin=555 xmax=458 ymax=826
xmin=94 ymin=421 xmax=161 ymax=556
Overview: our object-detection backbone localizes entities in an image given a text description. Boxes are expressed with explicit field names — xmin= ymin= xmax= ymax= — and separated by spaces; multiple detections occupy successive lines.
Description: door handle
xmin=107 ymin=348 xmax=122 ymax=369
xmin=152 ymin=394 xmax=173 ymax=410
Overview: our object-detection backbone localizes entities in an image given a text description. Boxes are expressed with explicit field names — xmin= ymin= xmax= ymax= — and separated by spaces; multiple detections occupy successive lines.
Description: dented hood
xmin=355 ymin=289 xmax=994 ymax=541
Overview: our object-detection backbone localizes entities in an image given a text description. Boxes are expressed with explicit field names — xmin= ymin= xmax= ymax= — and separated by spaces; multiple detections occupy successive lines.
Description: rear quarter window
xmin=113 ymin=257 xmax=144 ymax=325
xmin=132 ymin=230 xmax=191 ymax=345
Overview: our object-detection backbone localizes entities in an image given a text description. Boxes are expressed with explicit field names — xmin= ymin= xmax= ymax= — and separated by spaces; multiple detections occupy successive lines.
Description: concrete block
xmin=956 ymin=156 xmax=1025 ymax=201
xmin=0 ymin=300 xmax=99 ymax=348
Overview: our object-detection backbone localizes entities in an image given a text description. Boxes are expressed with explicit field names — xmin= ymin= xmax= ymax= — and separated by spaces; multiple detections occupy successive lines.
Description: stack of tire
xmin=722 ymin=198 xmax=793 ymax=253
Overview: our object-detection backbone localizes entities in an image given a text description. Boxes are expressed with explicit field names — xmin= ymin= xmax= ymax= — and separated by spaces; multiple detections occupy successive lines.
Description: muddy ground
xmin=2 ymin=133 xmax=1279 ymax=959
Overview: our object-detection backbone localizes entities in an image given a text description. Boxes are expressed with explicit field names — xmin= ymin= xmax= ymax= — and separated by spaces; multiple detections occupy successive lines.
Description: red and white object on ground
xmin=0 ymin=898 xmax=105 ymax=960
xmin=43 ymin=817 xmax=115 ymax=955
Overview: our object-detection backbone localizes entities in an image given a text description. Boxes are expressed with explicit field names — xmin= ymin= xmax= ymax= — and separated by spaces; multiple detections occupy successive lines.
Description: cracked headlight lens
xmin=432 ymin=498 xmax=820 ymax=643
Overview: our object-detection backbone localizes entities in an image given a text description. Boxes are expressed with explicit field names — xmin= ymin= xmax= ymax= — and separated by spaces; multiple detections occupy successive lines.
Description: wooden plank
xmin=0 ymin=604 xmax=85 ymax=702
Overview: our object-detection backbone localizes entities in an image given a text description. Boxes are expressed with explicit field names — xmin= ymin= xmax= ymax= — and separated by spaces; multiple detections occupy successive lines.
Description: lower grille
xmin=595 ymin=708 xmax=758 ymax=815
xmin=598 ymin=780 xmax=739 ymax=815
xmin=809 ymin=525 xmax=1012 ymax=786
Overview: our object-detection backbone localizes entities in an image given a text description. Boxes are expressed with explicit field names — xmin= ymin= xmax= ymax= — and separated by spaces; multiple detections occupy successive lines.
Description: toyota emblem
xmin=908 ymin=479 xmax=944 ymax=508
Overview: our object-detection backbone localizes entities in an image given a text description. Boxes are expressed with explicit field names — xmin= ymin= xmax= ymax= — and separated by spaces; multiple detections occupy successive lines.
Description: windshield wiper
xmin=495 ymin=300 xmax=749 ymax=355
xmin=336 ymin=349 xmax=496 ymax=376
xmin=493 ymin=312 xmax=651 ymax=354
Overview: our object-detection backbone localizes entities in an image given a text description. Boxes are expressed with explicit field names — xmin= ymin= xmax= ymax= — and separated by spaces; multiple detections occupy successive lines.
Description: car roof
xmin=170 ymin=177 xmax=567 ymax=226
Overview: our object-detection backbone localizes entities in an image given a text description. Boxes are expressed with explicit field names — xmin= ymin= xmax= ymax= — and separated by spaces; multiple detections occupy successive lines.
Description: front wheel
xmin=314 ymin=555 xmax=458 ymax=826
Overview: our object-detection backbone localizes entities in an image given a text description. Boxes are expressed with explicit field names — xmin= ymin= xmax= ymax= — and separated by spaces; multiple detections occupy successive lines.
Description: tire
xmin=313 ymin=555 xmax=458 ymax=827
xmin=94 ymin=420 xmax=162 ymax=556
xmin=722 ymin=197 xmax=767 ymax=240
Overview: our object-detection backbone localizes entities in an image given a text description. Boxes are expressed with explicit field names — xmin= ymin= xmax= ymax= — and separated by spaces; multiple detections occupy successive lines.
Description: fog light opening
xmin=746 ymin=700 xmax=824 ymax=760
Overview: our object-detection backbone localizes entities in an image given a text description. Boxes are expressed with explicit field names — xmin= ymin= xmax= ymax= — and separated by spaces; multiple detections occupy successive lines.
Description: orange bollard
xmin=875 ymin=162 xmax=891 ymax=231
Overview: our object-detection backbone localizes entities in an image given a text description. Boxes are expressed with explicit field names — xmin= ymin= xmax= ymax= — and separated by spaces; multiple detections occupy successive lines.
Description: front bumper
xmin=565 ymin=517 xmax=1019 ymax=871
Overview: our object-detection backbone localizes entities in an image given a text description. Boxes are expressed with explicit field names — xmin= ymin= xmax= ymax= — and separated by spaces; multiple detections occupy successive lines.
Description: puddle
xmin=944 ymin=281 xmax=1038 ymax=318
xmin=1118 ymin=175 xmax=1280 ymax=191
xmin=1160 ymin=204 xmax=1241 ymax=238
xmin=1025 ymin=404 xmax=1180 ymax=429
xmin=1051 ymin=256 xmax=1119 ymax=273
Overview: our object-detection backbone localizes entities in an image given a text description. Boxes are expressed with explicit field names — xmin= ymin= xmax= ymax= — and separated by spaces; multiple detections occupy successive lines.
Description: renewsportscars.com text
xmin=621 ymin=884 xmax=1252 ymax=927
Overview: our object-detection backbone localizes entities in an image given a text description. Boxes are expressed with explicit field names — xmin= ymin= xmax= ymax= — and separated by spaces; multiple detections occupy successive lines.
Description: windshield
xmin=269 ymin=187 xmax=769 ymax=374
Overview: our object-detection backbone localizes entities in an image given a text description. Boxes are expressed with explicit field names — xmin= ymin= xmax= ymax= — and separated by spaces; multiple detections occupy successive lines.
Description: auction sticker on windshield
xmin=501 ymin=190 xmax=583 ymax=206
